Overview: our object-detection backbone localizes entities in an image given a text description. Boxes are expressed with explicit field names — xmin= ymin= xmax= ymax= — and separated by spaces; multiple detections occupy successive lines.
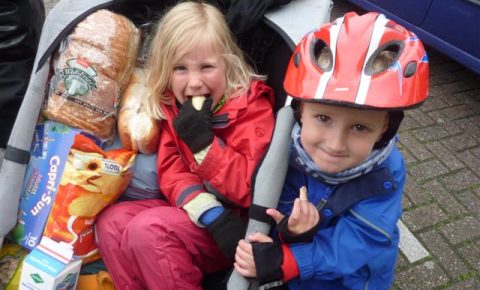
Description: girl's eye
xmin=173 ymin=65 xmax=186 ymax=71
xmin=353 ymin=124 xmax=367 ymax=131
xmin=202 ymin=64 xmax=214 ymax=70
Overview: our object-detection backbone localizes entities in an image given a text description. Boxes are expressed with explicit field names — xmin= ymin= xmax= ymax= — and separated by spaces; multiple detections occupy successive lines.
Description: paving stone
xmin=427 ymin=49 xmax=452 ymax=66
xmin=402 ymin=203 xmax=448 ymax=231
xmin=398 ymin=132 xmax=433 ymax=161
xmin=403 ymin=174 xmax=434 ymax=206
xmin=439 ymin=105 xmax=478 ymax=121
xmin=441 ymin=169 xmax=480 ymax=192
xmin=443 ymin=278 xmax=480 ymax=290
xmin=409 ymin=160 xmax=449 ymax=182
xmin=457 ymin=191 xmax=480 ymax=220
xmin=398 ymin=115 xmax=421 ymax=131
xmin=471 ymin=146 xmax=480 ymax=159
xmin=406 ymin=109 xmax=436 ymax=127
xmin=420 ymin=96 xmax=450 ymax=112
xmin=429 ymin=71 xmax=465 ymax=85
xmin=474 ymin=187 xmax=480 ymax=199
xmin=456 ymin=150 xmax=480 ymax=177
xmin=426 ymin=142 xmax=465 ymax=171
xmin=411 ymin=125 xmax=451 ymax=142
xmin=440 ymin=216 xmax=480 ymax=244
xmin=423 ymin=180 xmax=468 ymax=217
xmin=398 ymin=146 xmax=416 ymax=165
xmin=395 ymin=260 xmax=449 ymax=289
xmin=458 ymin=242 xmax=480 ymax=272
xmin=441 ymin=134 xmax=478 ymax=152
xmin=401 ymin=193 xmax=413 ymax=210
xmin=464 ymin=88 xmax=480 ymax=101
xmin=419 ymin=230 xmax=469 ymax=278
xmin=429 ymin=112 xmax=465 ymax=137
xmin=395 ymin=252 xmax=408 ymax=270
xmin=455 ymin=118 xmax=480 ymax=142
xmin=430 ymin=82 xmax=472 ymax=101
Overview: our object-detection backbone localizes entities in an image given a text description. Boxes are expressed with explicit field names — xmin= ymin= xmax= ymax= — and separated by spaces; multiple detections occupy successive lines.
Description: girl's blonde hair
xmin=145 ymin=1 xmax=264 ymax=119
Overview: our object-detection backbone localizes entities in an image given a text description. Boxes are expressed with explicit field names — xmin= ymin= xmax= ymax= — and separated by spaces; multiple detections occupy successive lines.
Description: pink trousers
xmin=95 ymin=199 xmax=230 ymax=290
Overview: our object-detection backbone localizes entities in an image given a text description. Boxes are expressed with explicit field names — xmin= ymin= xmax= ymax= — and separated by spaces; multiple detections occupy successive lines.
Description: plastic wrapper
xmin=43 ymin=9 xmax=140 ymax=142
xmin=118 ymin=67 xmax=161 ymax=154
xmin=42 ymin=134 xmax=136 ymax=263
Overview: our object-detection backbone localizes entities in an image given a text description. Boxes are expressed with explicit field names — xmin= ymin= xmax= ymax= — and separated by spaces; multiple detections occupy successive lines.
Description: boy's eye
xmin=316 ymin=115 xmax=330 ymax=122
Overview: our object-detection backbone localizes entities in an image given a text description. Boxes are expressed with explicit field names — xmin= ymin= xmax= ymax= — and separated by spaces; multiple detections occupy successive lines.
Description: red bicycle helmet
xmin=284 ymin=12 xmax=429 ymax=148
xmin=284 ymin=11 xmax=429 ymax=109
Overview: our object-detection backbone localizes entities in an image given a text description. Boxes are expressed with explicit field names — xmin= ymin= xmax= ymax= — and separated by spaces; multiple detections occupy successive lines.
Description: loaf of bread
xmin=43 ymin=9 xmax=140 ymax=141
xmin=44 ymin=72 xmax=118 ymax=139
xmin=67 ymin=9 xmax=139 ymax=91
xmin=118 ymin=68 xmax=161 ymax=154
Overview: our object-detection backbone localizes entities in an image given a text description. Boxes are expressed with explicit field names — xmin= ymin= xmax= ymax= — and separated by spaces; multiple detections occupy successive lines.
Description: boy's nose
xmin=325 ymin=130 xmax=348 ymax=153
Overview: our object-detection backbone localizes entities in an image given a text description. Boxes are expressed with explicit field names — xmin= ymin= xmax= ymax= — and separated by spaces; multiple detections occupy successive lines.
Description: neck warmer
xmin=290 ymin=123 xmax=395 ymax=185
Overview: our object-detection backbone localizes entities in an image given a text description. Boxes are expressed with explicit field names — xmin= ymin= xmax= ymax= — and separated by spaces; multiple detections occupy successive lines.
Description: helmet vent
xmin=313 ymin=38 xmax=333 ymax=71
xmin=404 ymin=61 xmax=417 ymax=77
xmin=365 ymin=41 xmax=403 ymax=75
xmin=293 ymin=52 xmax=301 ymax=68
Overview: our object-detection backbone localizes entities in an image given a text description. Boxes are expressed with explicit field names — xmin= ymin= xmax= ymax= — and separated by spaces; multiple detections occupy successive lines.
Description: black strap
xmin=319 ymin=167 xmax=397 ymax=228
xmin=249 ymin=203 xmax=274 ymax=225
xmin=4 ymin=145 xmax=30 ymax=164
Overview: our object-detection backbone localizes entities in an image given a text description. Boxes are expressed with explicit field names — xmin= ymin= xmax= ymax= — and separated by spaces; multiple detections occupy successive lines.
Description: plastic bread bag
xmin=42 ymin=133 xmax=136 ymax=263
xmin=43 ymin=9 xmax=140 ymax=143
xmin=118 ymin=67 xmax=161 ymax=154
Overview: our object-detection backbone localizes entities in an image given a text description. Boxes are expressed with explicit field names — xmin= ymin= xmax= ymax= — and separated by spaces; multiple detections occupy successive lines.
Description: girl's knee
xmin=123 ymin=208 xmax=187 ymax=248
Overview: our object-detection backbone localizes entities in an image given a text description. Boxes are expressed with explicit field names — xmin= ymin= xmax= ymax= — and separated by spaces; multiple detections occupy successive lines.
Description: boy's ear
xmin=377 ymin=113 xmax=390 ymax=142
xmin=291 ymin=100 xmax=302 ymax=125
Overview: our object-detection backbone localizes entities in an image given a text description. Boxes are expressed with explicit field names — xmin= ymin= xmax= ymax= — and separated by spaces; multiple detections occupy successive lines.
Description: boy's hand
xmin=173 ymin=97 xmax=214 ymax=153
xmin=267 ymin=187 xmax=320 ymax=237
xmin=234 ymin=233 xmax=273 ymax=278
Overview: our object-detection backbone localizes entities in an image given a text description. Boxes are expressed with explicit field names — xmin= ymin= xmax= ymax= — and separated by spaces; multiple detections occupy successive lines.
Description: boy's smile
xmin=170 ymin=44 xmax=227 ymax=110
xmin=300 ymin=102 xmax=389 ymax=174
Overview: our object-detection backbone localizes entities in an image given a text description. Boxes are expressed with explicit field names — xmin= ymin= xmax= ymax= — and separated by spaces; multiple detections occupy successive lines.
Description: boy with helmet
xmin=234 ymin=12 xmax=429 ymax=289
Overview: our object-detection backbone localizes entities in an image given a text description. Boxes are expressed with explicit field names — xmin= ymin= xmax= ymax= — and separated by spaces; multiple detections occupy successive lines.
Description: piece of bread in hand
xmin=192 ymin=96 xmax=206 ymax=111
xmin=118 ymin=68 xmax=161 ymax=154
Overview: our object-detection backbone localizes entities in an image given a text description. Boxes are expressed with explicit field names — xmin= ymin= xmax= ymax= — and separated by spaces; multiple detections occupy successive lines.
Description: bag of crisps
xmin=43 ymin=134 xmax=136 ymax=263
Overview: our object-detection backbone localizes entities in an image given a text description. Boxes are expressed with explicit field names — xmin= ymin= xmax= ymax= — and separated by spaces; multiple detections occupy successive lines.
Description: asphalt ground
xmin=5 ymin=1 xmax=480 ymax=289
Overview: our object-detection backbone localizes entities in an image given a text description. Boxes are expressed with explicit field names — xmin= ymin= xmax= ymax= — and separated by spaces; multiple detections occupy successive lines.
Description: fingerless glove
xmin=205 ymin=209 xmax=246 ymax=262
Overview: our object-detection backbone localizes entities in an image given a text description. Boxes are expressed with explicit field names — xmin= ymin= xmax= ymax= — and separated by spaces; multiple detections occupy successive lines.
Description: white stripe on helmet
xmin=355 ymin=14 xmax=390 ymax=105
xmin=314 ymin=16 xmax=344 ymax=100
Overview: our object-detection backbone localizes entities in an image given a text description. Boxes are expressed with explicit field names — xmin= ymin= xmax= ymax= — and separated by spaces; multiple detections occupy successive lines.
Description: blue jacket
xmin=278 ymin=146 xmax=405 ymax=290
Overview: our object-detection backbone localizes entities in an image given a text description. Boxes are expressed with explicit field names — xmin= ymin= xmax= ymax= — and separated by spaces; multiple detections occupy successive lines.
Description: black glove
xmin=173 ymin=98 xmax=214 ymax=153
xmin=277 ymin=215 xmax=319 ymax=244
xmin=206 ymin=209 xmax=246 ymax=262
xmin=251 ymin=242 xmax=287 ymax=288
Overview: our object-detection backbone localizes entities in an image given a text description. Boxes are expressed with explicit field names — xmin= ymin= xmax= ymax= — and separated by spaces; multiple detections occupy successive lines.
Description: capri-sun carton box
xmin=12 ymin=121 xmax=100 ymax=250
xmin=19 ymin=236 xmax=81 ymax=290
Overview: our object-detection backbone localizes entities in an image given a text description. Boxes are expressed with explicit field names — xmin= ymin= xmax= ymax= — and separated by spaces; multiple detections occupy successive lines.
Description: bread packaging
xmin=43 ymin=9 xmax=140 ymax=141
xmin=118 ymin=68 xmax=161 ymax=154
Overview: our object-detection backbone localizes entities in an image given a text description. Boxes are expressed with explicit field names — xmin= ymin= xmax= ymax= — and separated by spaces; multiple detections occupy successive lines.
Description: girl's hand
xmin=173 ymin=97 xmax=214 ymax=153
xmin=234 ymin=233 xmax=273 ymax=278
